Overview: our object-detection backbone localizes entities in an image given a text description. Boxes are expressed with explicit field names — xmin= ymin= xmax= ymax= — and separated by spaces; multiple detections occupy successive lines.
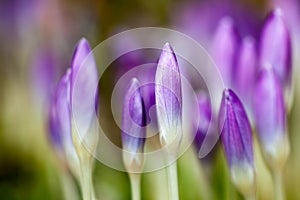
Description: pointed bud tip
xmin=158 ymin=42 xmax=179 ymax=71
xmin=219 ymin=16 xmax=234 ymax=28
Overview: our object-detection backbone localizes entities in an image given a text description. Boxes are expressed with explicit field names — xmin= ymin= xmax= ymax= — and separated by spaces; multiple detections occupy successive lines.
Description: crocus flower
xmin=48 ymin=69 xmax=80 ymax=178
xmin=70 ymin=38 xmax=99 ymax=143
xmin=260 ymin=9 xmax=292 ymax=98
xmin=69 ymin=37 xmax=99 ymax=200
xmin=193 ymin=92 xmax=212 ymax=151
xmin=234 ymin=36 xmax=257 ymax=113
xmin=253 ymin=66 xmax=289 ymax=170
xmin=122 ymin=78 xmax=146 ymax=172
xmin=31 ymin=46 xmax=62 ymax=109
xmin=211 ymin=17 xmax=239 ymax=87
xmin=155 ymin=43 xmax=182 ymax=150
xmin=219 ymin=89 xmax=255 ymax=197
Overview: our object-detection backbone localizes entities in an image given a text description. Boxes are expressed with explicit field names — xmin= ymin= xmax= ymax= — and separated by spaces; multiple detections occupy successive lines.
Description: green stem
xmin=80 ymin=162 xmax=95 ymax=200
xmin=273 ymin=170 xmax=284 ymax=200
xmin=166 ymin=160 xmax=179 ymax=200
xmin=129 ymin=173 xmax=141 ymax=200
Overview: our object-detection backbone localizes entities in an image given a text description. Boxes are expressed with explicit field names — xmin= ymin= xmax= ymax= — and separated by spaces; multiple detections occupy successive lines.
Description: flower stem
xmin=166 ymin=160 xmax=179 ymax=200
xmin=78 ymin=152 xmax=96 ymax=200
xmin=129 ymin=173 xmax=141 ymax=200
xmin=273 ymin=170 xmax=284 ymax=200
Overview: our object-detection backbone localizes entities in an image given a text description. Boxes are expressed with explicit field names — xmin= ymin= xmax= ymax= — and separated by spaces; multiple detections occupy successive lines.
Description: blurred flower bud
xmin=260 ymin=9 xmax=292 ymax=106
xmin=122 ymin=78 xmax=146 ymax=172
xmin=70 ymin=38 xmax=99 ymax=146
xmin=211 ymin=17 xmax=239 ymax=87
xmin=253 ymin=66 xmax=290 ymax=171
xmin=193 ymin=92 xmax=212 ymax=151
xmin=234 ymin=36 xmax=257 ymax=109
xmin=48 ymin=69 xmax=80 ymax=178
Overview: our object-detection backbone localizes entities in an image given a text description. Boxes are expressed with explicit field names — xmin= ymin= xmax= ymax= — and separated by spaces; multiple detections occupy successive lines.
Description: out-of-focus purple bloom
xmin=219 ymin=89 xmax=255 ymax=195
xmin=48 ymin=70 xmax=71 ymax=149
xmin=173 ymin=0 xmax=263 ymax=47
xmin=234 ymin=37 xmax=257 ymax=108
xmin=70 ymin=38 xmax=99 ymax=136
xmin=155 ymin=43 xmax=182 ymax=146
xmin=48 ymin=69 xmax=79 ymax=176
xmin=122 ymin=78 xmax=146 ymax=168
xmin=253 ymin=66 xmax=289 ymax=169
xmin=31 ymin=47 xmax=62 ymax=108
xmin=260 ymin=9 xmax=292 ymax=92
xmin=194 ymin=92 xmax=212 ymax=151
xmin=211 ymin=17 xmax=239 ymax=87
xmin=270 ymin=0 xmax=300 ymax=34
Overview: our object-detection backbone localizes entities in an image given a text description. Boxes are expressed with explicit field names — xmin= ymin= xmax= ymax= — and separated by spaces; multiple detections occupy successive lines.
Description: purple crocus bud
xmin=48 ymin=69 xmax=80 ymax=178
xmin=260 ymin=9 xmax=292 ymax=95
xmin=69 ymin=38 xmax=98 ymax=200
xmin=70 ymin=38 xmax=98 ymax=141
xmin=253 ymin=66 xmax=290 ymax=170
xmin=194 ymin=92 xmax=212 ymax=151
xmin=122 ymin=78 xmax=146 ymax=171
xmin=234 ymin=37 xmax=257 ymax=114
xmin=219 ymin=89 xmax=255 ymax=197
xmin=155 ymin=43 xmax=182 ymax=150
xmin=211 ymin=17 xmax=239 ymax=87
xmin=31 ymin=47 xmax=60 ymax=109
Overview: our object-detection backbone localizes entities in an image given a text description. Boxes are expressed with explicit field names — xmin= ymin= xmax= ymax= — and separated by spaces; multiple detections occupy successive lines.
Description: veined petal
xmin=155 ymin=43 xmax=182 ymax=146
xmin=219 ymin=89 xmax=253 ymax=169
xmin=70 ymin=38 xmax=98 ymax=137
xmin=219 ymin=89 xmax=255 ymax=196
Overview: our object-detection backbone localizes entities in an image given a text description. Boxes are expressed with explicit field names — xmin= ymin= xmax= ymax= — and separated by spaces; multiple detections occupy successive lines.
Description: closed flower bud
xmin=253 ymin=66 xmax=290 ymax=171
xmin=260 ymin=9 xmax=292 ymax=106
xmin=211 ymin=17 xmax=239 ymax=87
xmin=122 ymin=78 xmax=146 ymax=172
xmin=155 ymin=43 xmax=182 ymax=151
xmin=219 ymin=89 xmax=255 ymax=197
xmin=235 ymin=36 xmax=257 ymax=109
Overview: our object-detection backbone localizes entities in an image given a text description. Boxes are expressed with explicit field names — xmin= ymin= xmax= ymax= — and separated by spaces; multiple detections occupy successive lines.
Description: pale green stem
xmin=273 ymin=170 xmax=284 ymax=200
xmin=78 ymin=152 xmax=96 ymax=200
xmin=129 ymin=173 xmax=141 ymax=200
xmin=166 ymin=160 xmax=179 ymax=200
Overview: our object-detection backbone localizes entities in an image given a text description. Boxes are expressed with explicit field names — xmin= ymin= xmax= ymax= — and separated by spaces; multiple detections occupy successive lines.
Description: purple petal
xmin=122 ymin=78 xmax=146 ymax=154
xmin=260 ymin=9 xmax=292 ymax=90
xmin=219 ymin=89 xmax=253 ymax=169
xmin=253 ymin=66 xmax=286 ymax=150
xmin=70 ymin=38 xmax=98 ymax=136
xmin=48 ymin=69 xmax=72 ymax=152
xmin=234 ymin=36 xmax=257 ymax=106
xmin=155 ymin=43 xmax=182 ymax=144
xmin=31 ymin=47 xmax=60 ymax=107
xmin=194 ymin=92 xmax=212 ymax=150
xmin=211 ymin=17 xmax=240 ymax=87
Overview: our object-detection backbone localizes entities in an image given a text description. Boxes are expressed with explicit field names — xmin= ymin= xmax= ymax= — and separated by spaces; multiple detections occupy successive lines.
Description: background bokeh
xmin=1 ymin=0 xmax=300 ymax=199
